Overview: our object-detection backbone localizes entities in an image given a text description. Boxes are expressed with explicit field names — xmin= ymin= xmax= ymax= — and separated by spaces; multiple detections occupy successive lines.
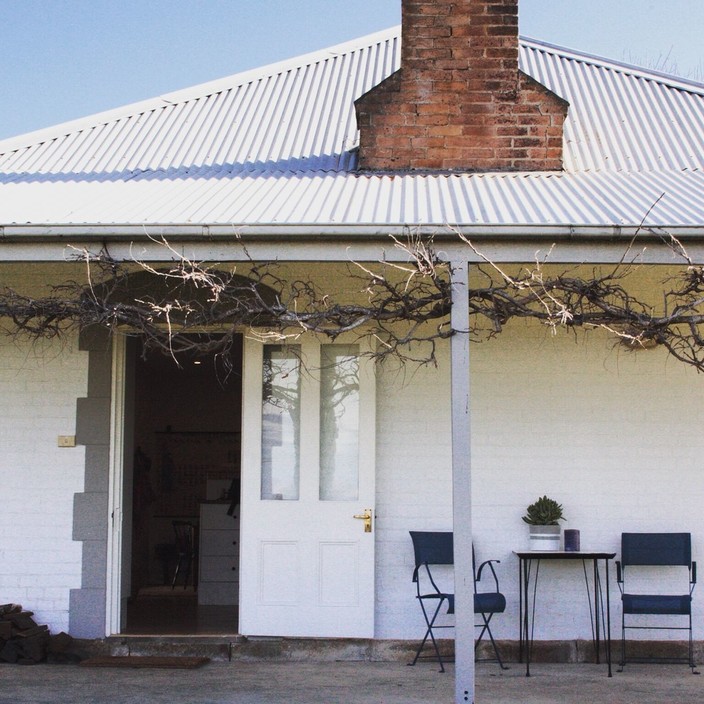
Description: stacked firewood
xmin=0 ymin=604 xmax=60 ymax=664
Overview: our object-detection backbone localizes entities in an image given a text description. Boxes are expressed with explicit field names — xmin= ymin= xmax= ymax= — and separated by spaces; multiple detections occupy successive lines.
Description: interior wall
xmin=374 ymin=322 xmax=704 ymax=642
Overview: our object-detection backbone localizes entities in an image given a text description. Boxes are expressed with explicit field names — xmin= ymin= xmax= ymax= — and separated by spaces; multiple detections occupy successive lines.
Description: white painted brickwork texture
xmin=2 ymin=319 xmax=703 ymax=644
xmin=0 ymin=334 xmax=87 ymax=633
xmin=375 ymin=323 xmax=704 ymax=642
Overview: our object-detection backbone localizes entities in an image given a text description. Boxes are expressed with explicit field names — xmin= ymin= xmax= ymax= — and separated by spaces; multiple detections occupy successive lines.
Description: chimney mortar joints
xmin=356 ymin=0 xmax=566 ymax=173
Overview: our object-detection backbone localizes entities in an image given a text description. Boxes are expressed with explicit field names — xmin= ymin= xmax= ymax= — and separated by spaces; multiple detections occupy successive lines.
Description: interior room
xmin=124 ymin=335 xmax=243 ymax=635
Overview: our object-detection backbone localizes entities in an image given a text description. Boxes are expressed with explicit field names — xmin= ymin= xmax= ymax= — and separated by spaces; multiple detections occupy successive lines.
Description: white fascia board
xmin=3 ymin=224 xmax=704 ymax=264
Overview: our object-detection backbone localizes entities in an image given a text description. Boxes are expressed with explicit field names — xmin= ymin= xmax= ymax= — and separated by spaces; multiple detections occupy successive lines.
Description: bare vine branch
xmin=2 ymin=228 xmax=704 ymax=371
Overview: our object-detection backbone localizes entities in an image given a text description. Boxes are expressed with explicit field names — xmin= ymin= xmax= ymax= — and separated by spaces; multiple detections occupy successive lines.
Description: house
xmin=2 ymin=0 xmax=704 ymax=699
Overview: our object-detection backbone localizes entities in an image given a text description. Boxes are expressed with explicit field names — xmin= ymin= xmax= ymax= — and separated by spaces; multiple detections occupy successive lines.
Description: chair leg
xmin=426 ymin=623 xmax=447 ymax=673
xmin=172 ymin=554 xmax=190 ymax=589
xmin=475 ymin=613 xmax=508 ymax=670
xmin=688 ymin=614 xmax=699 ymax=674
xmin=409 ymin=615 xmax=434 ymax=666
xmin=171 ymin=556 xmax=182 ymax=589
xmin=474 ymin=618 xmax=490 ymax=653
xmin=618 ymin=613 xmax=626 ymax=672
xmin=409 ymin=600 xmax=448 ymax=673
xmin=618 ymin=615 xmax=698 ymax=674
xmin=411 ymin=629 xmax=445 ymax=672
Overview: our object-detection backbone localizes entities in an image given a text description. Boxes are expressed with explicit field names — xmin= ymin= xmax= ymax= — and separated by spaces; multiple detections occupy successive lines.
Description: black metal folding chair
xmin=616 ymin=532 xmax=697 ymax=672
xmin=408 ymin=531 xmax=507 ymax=672
xmin=408 ymin=531 xmax=455 ymax=672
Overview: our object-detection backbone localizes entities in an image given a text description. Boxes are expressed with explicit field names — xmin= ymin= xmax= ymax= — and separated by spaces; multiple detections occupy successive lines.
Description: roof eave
xmin=3 ymin=222 xmax=704 ymax=241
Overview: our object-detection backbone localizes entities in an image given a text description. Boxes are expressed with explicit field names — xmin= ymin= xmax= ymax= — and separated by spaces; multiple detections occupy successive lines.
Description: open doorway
xmin=123 ymin=334 xmax=243 ymax=635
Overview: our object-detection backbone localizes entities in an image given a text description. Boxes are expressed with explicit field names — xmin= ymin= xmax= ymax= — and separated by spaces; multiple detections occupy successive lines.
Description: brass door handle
xmin=353 ymin=509 xmax=373 ymax=533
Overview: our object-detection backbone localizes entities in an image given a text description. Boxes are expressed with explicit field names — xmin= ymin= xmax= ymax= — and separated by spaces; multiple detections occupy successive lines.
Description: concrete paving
xmin=2 ymin=660 xmax=703 ymax=704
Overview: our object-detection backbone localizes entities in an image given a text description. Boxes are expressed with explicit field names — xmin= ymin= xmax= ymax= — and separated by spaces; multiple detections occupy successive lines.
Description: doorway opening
xmin=123 ymin=334 xmax=243 ymax=635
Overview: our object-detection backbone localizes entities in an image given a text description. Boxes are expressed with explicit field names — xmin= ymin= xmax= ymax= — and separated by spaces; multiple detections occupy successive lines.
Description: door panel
xmin=319 ymin=541 xmax=359 ymax=605
xmin=259 ymin=541 xmax=299 ymax=604
xmin=239 ymin=336 xmax=376 ymax=637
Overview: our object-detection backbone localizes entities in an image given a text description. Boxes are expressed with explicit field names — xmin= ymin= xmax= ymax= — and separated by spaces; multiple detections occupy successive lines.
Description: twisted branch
xmin=2 ymin=230 xmax=704 ymax=370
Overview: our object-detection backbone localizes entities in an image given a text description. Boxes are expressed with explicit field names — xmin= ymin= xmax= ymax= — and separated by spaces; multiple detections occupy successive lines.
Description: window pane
xmin=261 ymin=346 xmax=301 ymax=500
xmin=320 ymin=345 xmax=360 ymax=501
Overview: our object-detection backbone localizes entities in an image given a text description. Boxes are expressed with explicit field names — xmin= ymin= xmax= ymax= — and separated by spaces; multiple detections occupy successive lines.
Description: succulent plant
xmin=522 ymin=495 xmax=564 ymax=525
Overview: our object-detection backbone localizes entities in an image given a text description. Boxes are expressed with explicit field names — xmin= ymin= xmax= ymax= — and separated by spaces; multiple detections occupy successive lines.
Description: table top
xmin=514 ymin=551 xmax=617 ymax=560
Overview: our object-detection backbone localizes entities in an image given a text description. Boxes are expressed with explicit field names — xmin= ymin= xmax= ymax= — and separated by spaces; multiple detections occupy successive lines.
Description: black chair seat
xmin=475 ymin=592 xmax=506 ymax=614
xmin=419 ymin=592 xmax=455 ymax=614
xmin=622 ymin=593 xmax=691 ymax=615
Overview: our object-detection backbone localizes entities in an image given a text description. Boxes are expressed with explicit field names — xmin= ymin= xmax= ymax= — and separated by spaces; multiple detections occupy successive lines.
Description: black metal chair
xmin=171 ymin=521 xmax=197 ymax=590
xmin=616 ymin=532 xmax=697 ymax=672
xmin=408 ymin=531 xmax=507 ymax=672
xmin=474 ymin=546 xmax=508 ymax=669
xmin=408 ymin=531 xmax=455 ymax=672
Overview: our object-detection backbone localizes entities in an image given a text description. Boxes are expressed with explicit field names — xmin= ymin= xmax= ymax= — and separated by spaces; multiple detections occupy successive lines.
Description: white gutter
xmin=2 ymin=222 xmax=704 ymax=241
xmin=4 ymin=225 xmax=704 ymax=265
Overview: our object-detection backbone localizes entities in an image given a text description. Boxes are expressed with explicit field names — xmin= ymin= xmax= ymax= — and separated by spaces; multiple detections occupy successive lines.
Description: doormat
xmin=79 ymin=656 xmax=210 ymax=669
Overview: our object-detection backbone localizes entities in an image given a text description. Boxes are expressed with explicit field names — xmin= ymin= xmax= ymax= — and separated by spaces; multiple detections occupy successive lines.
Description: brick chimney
xmin=355 ymin=0 xmax=568 ymax=172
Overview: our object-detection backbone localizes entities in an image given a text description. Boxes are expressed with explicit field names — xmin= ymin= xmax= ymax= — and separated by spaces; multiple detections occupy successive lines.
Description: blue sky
xmin=2 ymin=0 xmax=703 ymax=141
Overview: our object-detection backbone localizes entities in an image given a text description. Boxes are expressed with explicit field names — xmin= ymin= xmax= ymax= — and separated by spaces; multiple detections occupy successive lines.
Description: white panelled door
xmin=239 ymin=337 xmax=376 ymax=637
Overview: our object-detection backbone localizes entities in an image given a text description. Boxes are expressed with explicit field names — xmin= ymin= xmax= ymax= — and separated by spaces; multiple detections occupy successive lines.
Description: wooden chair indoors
xmin=171 ymin=520 xmax=198 ymax=590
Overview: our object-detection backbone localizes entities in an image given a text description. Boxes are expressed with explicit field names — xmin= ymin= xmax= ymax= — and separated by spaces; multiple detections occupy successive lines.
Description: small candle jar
xmin=564 ymin=529 xmax=581 ymax=552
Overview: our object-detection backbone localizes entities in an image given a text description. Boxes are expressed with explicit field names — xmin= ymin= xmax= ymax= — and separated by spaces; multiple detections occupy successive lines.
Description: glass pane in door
xmin=319 ymin=344 xmax=360 ymax=501
xmin=261 ymin=345 xmax=301 ymax=500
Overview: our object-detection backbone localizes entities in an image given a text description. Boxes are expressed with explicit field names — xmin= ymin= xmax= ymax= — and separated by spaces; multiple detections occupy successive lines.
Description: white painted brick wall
xmin=375 ymin=323 xmax=704 ymax=643
xmin=0 ymin=334 xmax=88 ymax=633
xmin=3 ymin=319 xmax=702 ymax=644
xmin=375 ymin=354 xmax=453 ymax=638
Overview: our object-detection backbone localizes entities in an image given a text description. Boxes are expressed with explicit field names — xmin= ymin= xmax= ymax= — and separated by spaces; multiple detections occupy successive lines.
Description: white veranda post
xmin=451 ymin=260 xmax=474 ymax=703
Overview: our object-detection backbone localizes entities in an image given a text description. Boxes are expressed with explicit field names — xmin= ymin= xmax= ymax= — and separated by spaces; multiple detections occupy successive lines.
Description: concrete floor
xmin=3 ymin=660 xmax=703 ymax=704
xmin=124 ymin=594 xmax=235 ymax=635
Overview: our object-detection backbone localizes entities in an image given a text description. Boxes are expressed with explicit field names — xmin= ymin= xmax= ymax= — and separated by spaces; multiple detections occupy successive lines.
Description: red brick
xmin=412 ymin=113 xmax=449 ymax=127
xmin=355 ymin=0 xmax=567 ymax=172
xmin=434 ymin=124 xmax=465 ymax=137
xmin=414 ymin=47 xmax=453 ymax=60
xmin=497 ymin=125 xmax=529 ymax=137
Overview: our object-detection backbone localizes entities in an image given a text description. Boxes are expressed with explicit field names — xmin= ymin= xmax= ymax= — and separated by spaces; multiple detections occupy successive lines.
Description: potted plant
xmin=522 ymin=495 xmax=564 ymax=551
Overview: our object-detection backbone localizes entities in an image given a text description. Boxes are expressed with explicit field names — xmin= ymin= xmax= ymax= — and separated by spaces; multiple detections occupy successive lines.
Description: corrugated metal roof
xmin=521 ymin=38 xmax=704 ymax=173
xmin=0 ymin=27 xmax=703 ymax=229
xmin=1 ymin=170 xmax=702 ymax=228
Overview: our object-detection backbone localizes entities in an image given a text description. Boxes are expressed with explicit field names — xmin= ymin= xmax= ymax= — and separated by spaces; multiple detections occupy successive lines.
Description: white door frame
xmin=106 ymin=334 xmax=127 ymax=636
xmin=106 ymin=332 xmax=377 ymax=638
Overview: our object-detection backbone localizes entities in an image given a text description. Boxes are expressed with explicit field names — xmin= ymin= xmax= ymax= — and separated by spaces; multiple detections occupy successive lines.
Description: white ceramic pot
xmin=528 ymin=524 xmax=561 ymax=551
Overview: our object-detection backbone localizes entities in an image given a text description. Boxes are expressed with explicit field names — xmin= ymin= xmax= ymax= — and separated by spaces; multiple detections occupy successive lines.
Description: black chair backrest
xmin=621 ymin=532 xmax=691 ymax=567
xmin=409 ymin=531 xmax=453 ymax=581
